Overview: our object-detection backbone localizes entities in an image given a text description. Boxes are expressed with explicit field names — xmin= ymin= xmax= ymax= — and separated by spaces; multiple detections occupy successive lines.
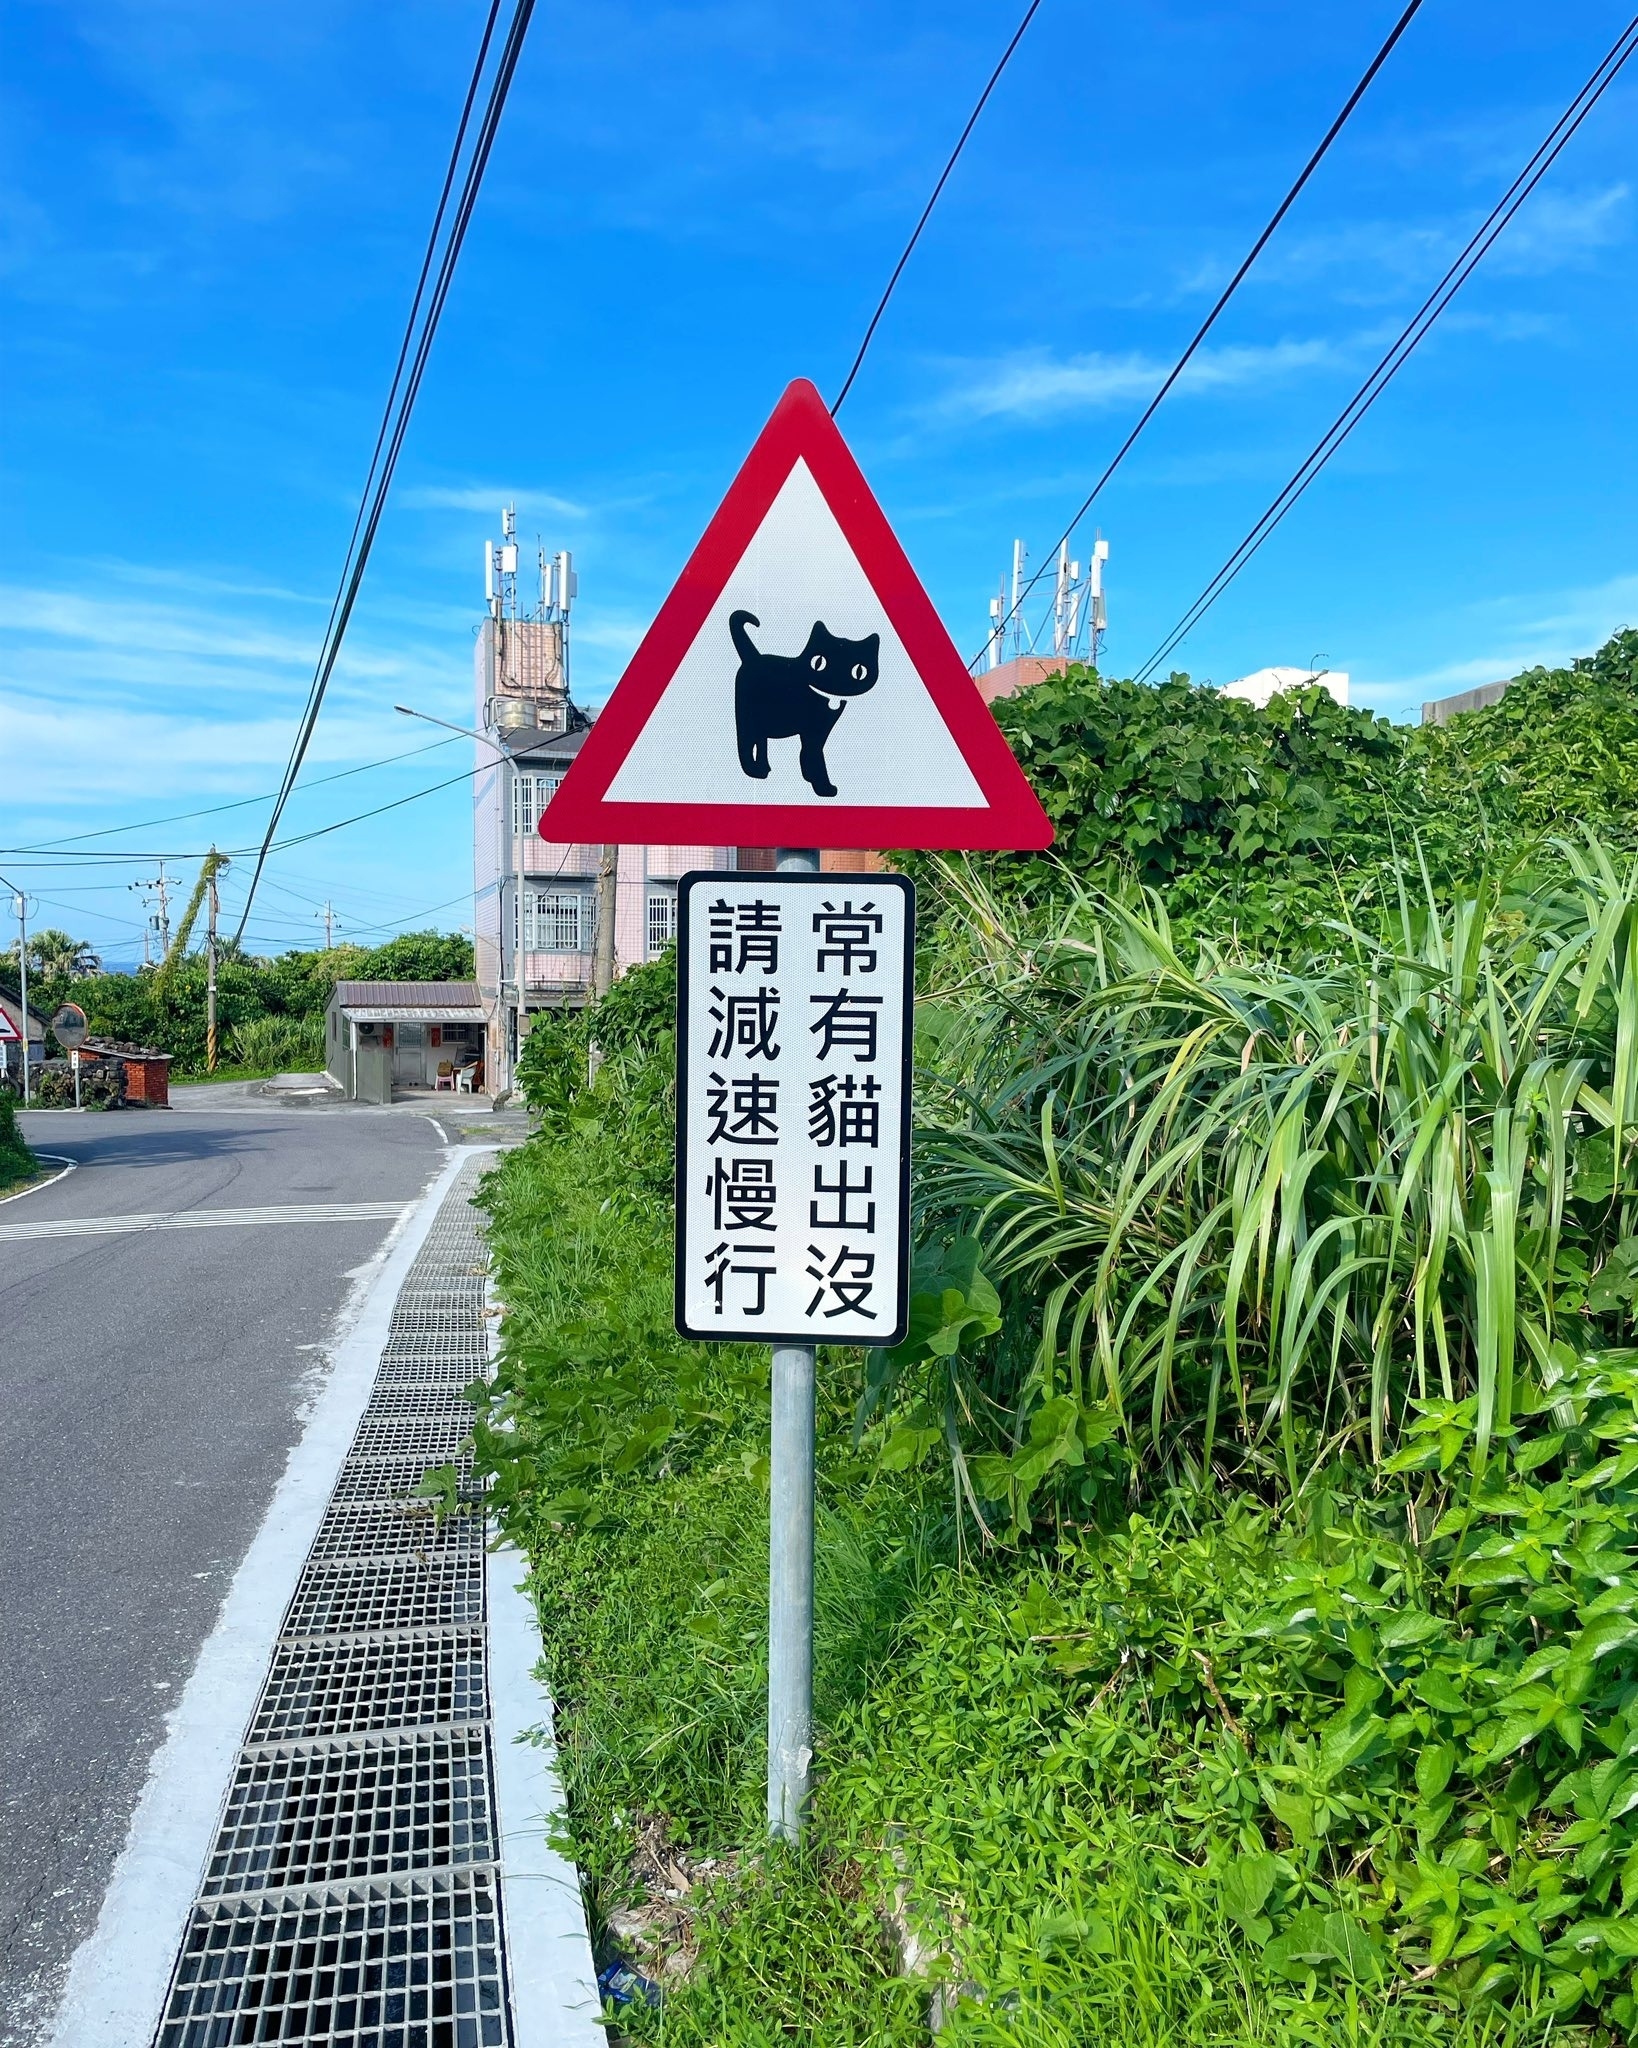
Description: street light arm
xmin=393 ymin=704 xmax=512 ymax=754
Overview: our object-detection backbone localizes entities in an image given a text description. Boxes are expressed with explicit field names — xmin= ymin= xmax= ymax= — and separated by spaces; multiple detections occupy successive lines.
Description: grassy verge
xmin=476 ymin=1093 xmax=1593 ymax=2045
xmin=0 ymin=1091 xmax=38 ymax=1193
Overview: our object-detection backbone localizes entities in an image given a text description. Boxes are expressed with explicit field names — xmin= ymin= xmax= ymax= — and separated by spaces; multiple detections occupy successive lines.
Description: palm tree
xmin=8 ymin=929 xmax=102 ymax=978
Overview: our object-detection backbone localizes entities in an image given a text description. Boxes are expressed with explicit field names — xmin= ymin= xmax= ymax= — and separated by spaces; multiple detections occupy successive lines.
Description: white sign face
xmin=605 ymin=461 xmax=986 ymax=814
xmin=676 ymin=871 xmax=913 ymax=1346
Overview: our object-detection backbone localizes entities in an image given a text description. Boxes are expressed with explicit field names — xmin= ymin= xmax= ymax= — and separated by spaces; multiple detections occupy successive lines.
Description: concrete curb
xmin=45 ymin=1143 xmax=481 ymax=2048
xmin=487 ymin=1545 xmax=606 ymax=2046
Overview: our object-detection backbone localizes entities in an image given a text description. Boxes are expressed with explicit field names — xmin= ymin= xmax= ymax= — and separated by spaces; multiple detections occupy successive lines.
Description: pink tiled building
xmin=471 ymin=614 xmax=736 ymax=1095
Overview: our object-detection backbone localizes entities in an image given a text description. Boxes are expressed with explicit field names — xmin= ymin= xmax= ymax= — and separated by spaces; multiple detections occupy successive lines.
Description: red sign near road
xmin=539 ymin=378 xmax=1053 ymax=852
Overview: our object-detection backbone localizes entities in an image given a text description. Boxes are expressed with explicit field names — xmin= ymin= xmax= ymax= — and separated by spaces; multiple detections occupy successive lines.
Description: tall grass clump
xmin=916 ymin=833 xmax=1638 ymax=1502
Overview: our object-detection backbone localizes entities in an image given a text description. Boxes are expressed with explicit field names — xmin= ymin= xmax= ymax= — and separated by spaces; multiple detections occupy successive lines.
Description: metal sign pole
xmin=768 ymin=845 xmax=819 ymax=1841
xmin=73 ymin=1048 xmax=81 ymax=1111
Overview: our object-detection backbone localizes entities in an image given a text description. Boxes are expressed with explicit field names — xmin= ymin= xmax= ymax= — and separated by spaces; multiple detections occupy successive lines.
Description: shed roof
xmin=330 ymin=980 xmax=482 ymax=1008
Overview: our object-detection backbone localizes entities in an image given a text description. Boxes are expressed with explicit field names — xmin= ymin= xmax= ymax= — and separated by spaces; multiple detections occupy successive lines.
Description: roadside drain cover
xmin=305 ymin=1502 xmax=484 ymax=1564
xmin=250 ymin=1631 xmax=486 ymax=1744
xmin=201 ymin=1732 xmax=494 ymax=1897
xmin=157 ymin=1870 xmax=507 ymax=2046
xmin=349 ymin=1417 xmax=474 ymax=1461
xmin=282 ymin=1556 xmax=483 ymax=1638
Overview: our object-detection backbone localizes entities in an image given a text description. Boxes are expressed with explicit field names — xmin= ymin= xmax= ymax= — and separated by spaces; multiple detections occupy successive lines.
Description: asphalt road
xmin=0 ymin=1091 xmax=450 ymax=2043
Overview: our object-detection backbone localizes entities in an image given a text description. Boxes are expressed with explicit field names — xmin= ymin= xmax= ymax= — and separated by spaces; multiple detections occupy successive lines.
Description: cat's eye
xmin=851 ymin=664 xmax=868 ymax=681
xmin=810 ymin=653 xmax=827 ymax=672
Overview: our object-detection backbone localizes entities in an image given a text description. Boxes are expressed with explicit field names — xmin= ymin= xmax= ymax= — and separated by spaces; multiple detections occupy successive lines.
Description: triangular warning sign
xmin=540 ymin=378 xmax=1053 ymax=852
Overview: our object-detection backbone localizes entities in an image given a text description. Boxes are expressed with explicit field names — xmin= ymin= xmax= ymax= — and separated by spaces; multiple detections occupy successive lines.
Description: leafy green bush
xmin=978 ymin=668 xmax=1415 ymax=931
xmin=1409 ymin=630 xmax=1638 ymax=853
xmin=0 ymin=1088 xmax=34 ymax=1188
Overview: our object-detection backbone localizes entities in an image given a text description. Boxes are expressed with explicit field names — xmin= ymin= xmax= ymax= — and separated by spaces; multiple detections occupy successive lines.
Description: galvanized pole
xmin=768 ymin=845 xmax=820 ymax=1840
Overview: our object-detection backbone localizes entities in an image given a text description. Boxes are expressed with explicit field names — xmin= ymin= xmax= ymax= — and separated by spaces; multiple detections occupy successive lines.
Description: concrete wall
xmin=1421 ymin=680 xmax=1511 ymax=725
xmin=353 ymin=1042 xmax=392 ymax=1106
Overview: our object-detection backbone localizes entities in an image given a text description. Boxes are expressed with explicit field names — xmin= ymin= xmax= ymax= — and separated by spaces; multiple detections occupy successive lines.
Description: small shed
xmin=85 ymin=1039 xmax=173 ymax=1106
xmin=325 ymin=981 xmax=488 ymax=1103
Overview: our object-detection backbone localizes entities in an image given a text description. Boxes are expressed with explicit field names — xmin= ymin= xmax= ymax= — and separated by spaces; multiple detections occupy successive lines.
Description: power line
xmin=973 ymin=0 xmax=1427 ymax=666
xmin=831 ymin=0 xmax=1045 ymax=417
xmin=1133 ymin=14 xmax=1638 ymax=684
xmin=2 ymin=734 xmax=463 ymax=854
xmin=0 ymin=763 xmax=486 ymax=867
xmin=234 ymin=0 xmax=537 ymax=944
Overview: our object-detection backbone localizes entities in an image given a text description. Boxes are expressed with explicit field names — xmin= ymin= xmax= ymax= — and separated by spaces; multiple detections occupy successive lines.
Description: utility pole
xmin=592 ymin=846 xmax=617 ymax=999
xmin=135 ymin=862 xmax=172 ymax=956
xmin=318 ymin=902 xmax=335 ymax=950
xmin=206 ymin=851 xmax=226 ymax=1072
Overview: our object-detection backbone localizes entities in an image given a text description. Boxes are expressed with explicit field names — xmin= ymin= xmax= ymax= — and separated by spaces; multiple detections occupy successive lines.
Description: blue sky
xmin=3 ymin=0 xmax=1635 ymax=965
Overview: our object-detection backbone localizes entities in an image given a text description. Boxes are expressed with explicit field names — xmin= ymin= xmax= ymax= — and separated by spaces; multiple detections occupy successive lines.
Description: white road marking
xmin=0 ymin=1200 xmax=407 ymax=1244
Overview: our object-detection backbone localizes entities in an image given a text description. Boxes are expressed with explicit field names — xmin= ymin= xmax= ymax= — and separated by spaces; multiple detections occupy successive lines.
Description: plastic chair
xmin=434 ymin=1061 xmax=456 ymax=1092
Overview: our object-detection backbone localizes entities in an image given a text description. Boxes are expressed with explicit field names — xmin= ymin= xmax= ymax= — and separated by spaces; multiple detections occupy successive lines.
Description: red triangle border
xmin=539 ymin=378 xmax=1054 ymax=852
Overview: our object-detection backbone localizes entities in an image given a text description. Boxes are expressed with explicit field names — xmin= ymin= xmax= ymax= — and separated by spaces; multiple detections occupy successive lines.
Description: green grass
xmin=475 ymin=1096 xmax=1613 ymax=2044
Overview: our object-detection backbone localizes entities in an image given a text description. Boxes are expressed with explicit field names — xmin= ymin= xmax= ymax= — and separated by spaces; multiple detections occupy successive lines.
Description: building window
xmin=646 ymin=887 xmax=677 ymax=959
xmin=511 ymin=770 xmax=565 ymax=838
xmin=517 ymin=886 xmax=595 ymax=954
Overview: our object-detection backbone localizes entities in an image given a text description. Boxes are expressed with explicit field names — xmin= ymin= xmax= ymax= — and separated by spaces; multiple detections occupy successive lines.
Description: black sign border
xmin=674 ymin=868 xmax=914 ymax=1348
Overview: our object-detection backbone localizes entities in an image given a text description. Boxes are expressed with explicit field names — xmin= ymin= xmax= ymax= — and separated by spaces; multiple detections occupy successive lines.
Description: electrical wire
xmin=831 ymin=0 xmax=1045 ymax=417
xmin=2 ymin=734 xmax=464 ymax=855
xmin=0 ymin=764 xmax=487 ymax=867
xmin=233 ymin=0 xmax=537 ymax=944
xmin=1133 ymin=13 xmax=1638 ymax=684
xmin=974 ymin=0 xmax=1427 ymax=666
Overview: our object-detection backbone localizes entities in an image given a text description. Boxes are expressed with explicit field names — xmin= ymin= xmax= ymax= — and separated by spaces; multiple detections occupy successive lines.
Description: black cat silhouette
xmin=730 ymin=611 xmax=880 ymax=798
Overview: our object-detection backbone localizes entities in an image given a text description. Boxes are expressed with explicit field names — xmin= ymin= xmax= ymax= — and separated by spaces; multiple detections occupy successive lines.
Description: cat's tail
xmin=729 ymin=610 xmax=760 ymax=664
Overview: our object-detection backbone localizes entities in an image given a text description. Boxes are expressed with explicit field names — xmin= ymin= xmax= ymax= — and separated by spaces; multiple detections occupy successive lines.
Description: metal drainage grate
xmin=282 ymin=1557 xmax=484 ymax=1639
xmin=157 ymin=1869 xmax=507 ymax=2047
xmin=349 ymin=1418 xmax=474 ymax=1461
xmin=200 ymin=1732 xmax=494 ymax=1898
xmin=330 ymin=1459 xmax=475 ymax=1506
xmin=363 ymin=1387 xmax=482 ymax=1422
xmin=306 ymin=1502 xmax=485 ymax=1565
xmin=371 ymin=1360 xmax=486 ymax=1394
xmin=249 ymin=1631 xmax=486 ymax=1745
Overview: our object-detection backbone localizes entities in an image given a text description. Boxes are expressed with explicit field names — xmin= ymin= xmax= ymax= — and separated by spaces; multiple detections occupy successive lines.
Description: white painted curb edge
xmin=0 ymin=1152 xmax=76 ymax=1205
xmin=46 ymin=1142 xmax=488 ymax=2048
xmin=486 ymin=1545 xmax=606 ymax=2046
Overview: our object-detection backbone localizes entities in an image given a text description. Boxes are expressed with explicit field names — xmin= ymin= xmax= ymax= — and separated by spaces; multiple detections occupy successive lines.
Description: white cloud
xmin=1487 ymin=183 xmax=1631 ymax=274
xmin=1354 ymin=571 xmax=1638 ymax=719
xmin=927 ymin=335 xmax=1359 ymax=424
xmin=398 ymin=483 xmax=591 ymax=520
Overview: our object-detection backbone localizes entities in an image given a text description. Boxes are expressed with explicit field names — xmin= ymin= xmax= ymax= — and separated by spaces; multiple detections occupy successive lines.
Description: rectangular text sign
xmin=676 ymin=870 xmax=913 ymax=1346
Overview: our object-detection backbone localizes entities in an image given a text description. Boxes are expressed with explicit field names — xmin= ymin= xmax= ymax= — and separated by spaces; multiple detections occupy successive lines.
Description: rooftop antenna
xmin=1052 ymin=542 xmax=1083 ymax=658
xmin=986 ymin=582 xmax=1005 ymax=671
xmin=1088 ymin=536 xmax=1109 ymax=666
xmin=1010 ymin=539 xmax=1027 ymax=660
